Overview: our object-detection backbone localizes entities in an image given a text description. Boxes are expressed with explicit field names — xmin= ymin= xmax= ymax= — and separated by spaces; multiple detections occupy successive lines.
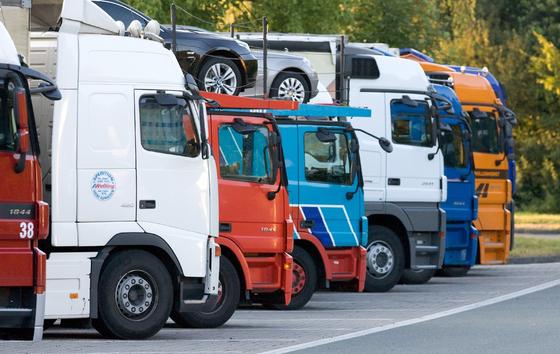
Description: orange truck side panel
xmin=424 ymin=68 xmax=511 ymax=264
xmin=208 ymin=111 xmax=293 ymax=304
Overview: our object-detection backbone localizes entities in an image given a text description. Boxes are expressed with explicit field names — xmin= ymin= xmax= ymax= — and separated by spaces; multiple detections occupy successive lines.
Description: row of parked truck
xmin=0 ymin=0 xmax=516 ymax=341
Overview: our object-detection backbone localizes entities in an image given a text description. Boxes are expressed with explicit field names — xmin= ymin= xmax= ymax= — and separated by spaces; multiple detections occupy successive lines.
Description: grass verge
xmin=516 ymin=212 xmax=560 ymax=233
xmin=511 ymin=236 xmax=560 ymax=258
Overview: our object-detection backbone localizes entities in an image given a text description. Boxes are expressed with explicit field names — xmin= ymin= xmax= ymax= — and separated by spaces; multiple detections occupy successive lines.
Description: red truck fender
xmin=295 ymin=232 xmax=334 ymax=281
xmin=216 ymin=237 xmax=253 ymax=290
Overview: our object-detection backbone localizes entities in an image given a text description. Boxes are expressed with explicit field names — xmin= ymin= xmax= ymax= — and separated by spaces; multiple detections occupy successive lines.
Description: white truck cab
xmin=345 ymin=54 xmax=446 ymax=290
xmin=31 ymin=0 xmax=220 ymax=339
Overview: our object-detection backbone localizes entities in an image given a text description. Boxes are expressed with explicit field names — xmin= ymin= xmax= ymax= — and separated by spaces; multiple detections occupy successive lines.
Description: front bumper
xmin=409 ymin=207 xmax=446 ymax=270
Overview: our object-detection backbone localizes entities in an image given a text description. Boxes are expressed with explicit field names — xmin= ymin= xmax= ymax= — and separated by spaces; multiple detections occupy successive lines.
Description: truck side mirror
xmin=14 ymin=88 xmax=30 ymax=173
xmin=38 ymin=82 xmax=62 ymax=101
xmin=378 ymin=137 xmax=393 ymax=153
xmin=185 ymin=73 xmax=200 ymax=95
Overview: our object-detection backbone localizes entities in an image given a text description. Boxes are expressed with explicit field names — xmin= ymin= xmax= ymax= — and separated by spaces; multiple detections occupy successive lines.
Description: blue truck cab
xmin=434 ymin=85 xmax=479 ymax=274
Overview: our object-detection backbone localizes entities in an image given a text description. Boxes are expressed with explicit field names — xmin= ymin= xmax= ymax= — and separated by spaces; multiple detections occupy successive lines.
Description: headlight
xmin=235 ymin=40 xmax=251 ymax=51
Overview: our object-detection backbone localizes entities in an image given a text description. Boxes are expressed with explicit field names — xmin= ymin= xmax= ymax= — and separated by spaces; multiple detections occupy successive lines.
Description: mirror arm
xmin=197 ymin=102 xmax=209 ymax=159
xmin=15 ymin=151 xmax=26 ymax=173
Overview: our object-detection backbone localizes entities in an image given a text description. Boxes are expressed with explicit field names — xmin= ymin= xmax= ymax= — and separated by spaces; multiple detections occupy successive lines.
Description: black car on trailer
xmin=93 ymin=0 xmax=258 ymax=95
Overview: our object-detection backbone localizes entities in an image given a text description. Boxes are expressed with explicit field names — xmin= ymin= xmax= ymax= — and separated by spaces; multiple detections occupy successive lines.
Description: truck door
xmin=211 ymin=115 xmax=286 ymax=253
xmin=385 ymin=93 xmax=442 ymax=203
xmin=296 ymin=125 xmax=362 ymax=247
xmin=134 ymin=90 xmax=211 ymax=276
xmin=0 ymin=69 xmax=47 ymax=335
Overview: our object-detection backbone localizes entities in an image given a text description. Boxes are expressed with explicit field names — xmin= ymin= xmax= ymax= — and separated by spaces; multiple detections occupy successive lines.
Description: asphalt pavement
xmin=1 ymin=262 xmax=560 ymax=353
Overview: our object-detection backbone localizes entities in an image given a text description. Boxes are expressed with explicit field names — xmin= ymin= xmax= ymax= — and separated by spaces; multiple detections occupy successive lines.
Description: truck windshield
xmin=139 ymin=96 xmax=200 ymax=157
xmin=304 ymin=131 xmax=353 ymax=185
xmin=0 ymin=80 xmax=17 ymax=151
xmin=218 ymin=125 xmax=274 ymax=184
xmin=390 ymin=100 xmax=433 ymax=147
xmin=441 ymin=123 xmax=467 ymax=169
xmin=469 ymin=111 xmax=501 ymax=154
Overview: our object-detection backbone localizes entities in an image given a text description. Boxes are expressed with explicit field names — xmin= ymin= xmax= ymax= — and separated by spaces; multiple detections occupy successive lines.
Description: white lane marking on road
xmin=259 ymin=278 xmax=560 ymax=354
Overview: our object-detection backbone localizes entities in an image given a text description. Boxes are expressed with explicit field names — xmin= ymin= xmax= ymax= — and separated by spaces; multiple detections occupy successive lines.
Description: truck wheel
xmin=400 ymin=269 xmax=435 ymax=284
xmin=93 ymin=250 xmax=173 ymax=339
xmin=171 ymin=257 xmax=240 ymax=328
xmin=365 ymin=225 xmax=405 ymax=292
xmin=438 ymin=266 xmax=471 ymax=277
xmin=270 ymin=72 xmax=310 ymax=103
xmin=270 ymin=247 xmax=317 ymax=310
xmin=198 ymin=57 xmax=242 ymax=95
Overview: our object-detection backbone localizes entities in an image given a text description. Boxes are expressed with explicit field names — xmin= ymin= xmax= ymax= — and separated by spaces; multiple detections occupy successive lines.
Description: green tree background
xmin=125 ymin=0 xmax=560 ymax=212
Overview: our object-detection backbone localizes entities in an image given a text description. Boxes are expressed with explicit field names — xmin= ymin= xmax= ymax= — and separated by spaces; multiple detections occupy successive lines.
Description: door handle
xmin=219 ymin=223 xmax=232 ymax=232
xmin=388 ymin=178 xmax=400 ymax=186
xmin=139 ymin=200 xmax=156 ymax=209
xmin=300 ymin=219 xmax=315 ymax=229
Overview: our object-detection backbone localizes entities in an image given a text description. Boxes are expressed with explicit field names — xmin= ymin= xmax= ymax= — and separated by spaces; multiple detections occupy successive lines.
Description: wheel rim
xmin=366 ymin=240 xmax=395 ymax=279
xmin=204 ymin=63 xmax=238 ymax=95
xmin=277 ymin=77 xmax=306 ymax=102
xmin=292 ymin=262 xmax=307 ymax=295
xmin=115 ymin=270 xmax=158 ymax=320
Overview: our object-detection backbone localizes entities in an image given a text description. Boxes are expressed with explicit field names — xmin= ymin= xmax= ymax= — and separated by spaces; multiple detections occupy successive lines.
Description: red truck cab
xmin=171 ymin=94 xmax=295 ymax=327
xmin=0 ymin=29 xmax=59 ymax=339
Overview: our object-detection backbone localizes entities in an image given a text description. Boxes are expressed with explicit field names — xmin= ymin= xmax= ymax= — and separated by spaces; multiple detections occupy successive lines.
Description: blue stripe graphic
xmin=302 ymin=206 xmax=334 ymax=247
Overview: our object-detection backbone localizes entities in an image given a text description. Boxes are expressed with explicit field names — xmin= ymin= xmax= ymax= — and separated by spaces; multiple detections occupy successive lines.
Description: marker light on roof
xmin=145 ymin=20 xmax=161 ymax=37
xmin=127 ymin=20 xmax=143 ymax=38
xmin=115 ymin=21 xmax=125 ymax=36
xmin=481 ymin=67 xmax=489 ymax=77
xmin=460 ymin=65 xmax=466 ymax=73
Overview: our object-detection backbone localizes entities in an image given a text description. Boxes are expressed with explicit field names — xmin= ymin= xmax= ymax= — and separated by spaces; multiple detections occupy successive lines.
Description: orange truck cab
xmin=0 ymin=22 xmax=60 ymax=340
xmin=418 ymin=62 xmax=515 ymax=264
xmin=171 ymin=93 xmax=295 ymax=328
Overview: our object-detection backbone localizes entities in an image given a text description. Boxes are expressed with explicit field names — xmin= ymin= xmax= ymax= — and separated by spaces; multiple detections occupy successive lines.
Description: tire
xmin=94 ymin=250 xmax=173 ymax=339
xmin=197 ymin=57 xmax=242 ymax=95
xmin=400 ymin=269 xmax=435 ymax=285
xmin=269 ymin=72 xmax=311 ymax=103
xmin=270 ymin=246 xmax=317 ymax=310
xmin=364 ymin=225 xmax=405 ymax=292
xmin=171 ymin=257 xmax=240 ymax=328
xmin=438 ymin=266 xmax=471 ymax=277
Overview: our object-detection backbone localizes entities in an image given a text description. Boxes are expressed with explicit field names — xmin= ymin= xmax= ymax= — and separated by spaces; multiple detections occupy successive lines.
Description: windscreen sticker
xmin=91 ymin=171 xmax=116 ymax=201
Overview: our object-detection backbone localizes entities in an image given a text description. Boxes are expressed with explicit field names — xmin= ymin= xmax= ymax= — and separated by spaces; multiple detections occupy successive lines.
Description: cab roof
xmin=0 ymin=22 xmax=20 ymax=66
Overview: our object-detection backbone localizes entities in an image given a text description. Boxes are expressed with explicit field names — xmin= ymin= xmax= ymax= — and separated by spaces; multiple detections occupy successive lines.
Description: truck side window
xmin=218 ymin=124 xmax=274 ymax=184
xmin=469 ymin=112 xmax=501 ymax=154
xmin=0 ymin=80 xmax=17 ymax=152
xmin=441 ymin=124 xmax=467 ymax=168
xmin=304 ymin=132 xmax=352 ymax=185
xmin=139 ymin=96 xmax=200 ymax=157
xmin=390 ymin=100 xmax=433 ymax=147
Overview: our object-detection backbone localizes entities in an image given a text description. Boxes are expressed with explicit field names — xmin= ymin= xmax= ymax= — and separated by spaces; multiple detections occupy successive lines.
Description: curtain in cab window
xmin=218 ymin=125 xmax=274 ymax=183
xmin=139 ymin=96 xmax=200 ymax=157
xmin=469 ymin=112 xmax=500 ymax=154
xmin=0 ymin=81 xmax=17 ymax=151
xmin=390 ymin=100 xmax=433 ymax=147
xmin=304 ymin=132 xmax=352 ymax=185
xmin=441 ymin=124 xmax=467 ymax=168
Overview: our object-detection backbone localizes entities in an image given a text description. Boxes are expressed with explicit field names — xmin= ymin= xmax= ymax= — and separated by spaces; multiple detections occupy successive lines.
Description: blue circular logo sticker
xmin=91 ymin=171 xmax=116 ymax=201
